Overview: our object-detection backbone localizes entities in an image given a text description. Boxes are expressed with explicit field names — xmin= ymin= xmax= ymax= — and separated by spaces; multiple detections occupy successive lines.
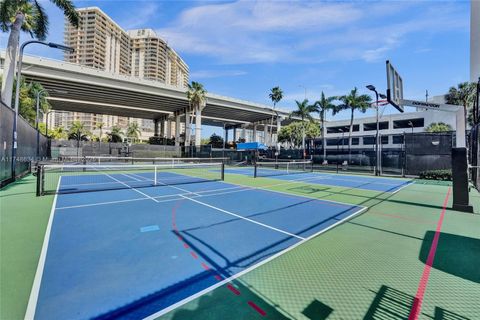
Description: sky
xmin=0 ymin=0 xmax=472 ymax=136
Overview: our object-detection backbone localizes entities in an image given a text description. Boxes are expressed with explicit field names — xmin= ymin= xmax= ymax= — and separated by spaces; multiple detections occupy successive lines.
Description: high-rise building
xmin=471 ymin=0 xmax=479 ymax=82
xmin=54 ymin=7 xmax=189 ymax=140
xmin=64 ymin=7 xmax=131 ymax=75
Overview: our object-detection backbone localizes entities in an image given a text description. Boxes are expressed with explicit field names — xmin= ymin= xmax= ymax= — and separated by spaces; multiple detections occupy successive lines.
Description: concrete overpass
xmin=1 ymin=53 xmax=296 ymax=145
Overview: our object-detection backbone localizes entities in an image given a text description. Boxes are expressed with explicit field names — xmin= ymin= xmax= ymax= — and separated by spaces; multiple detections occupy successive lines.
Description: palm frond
xmin=32 ymin=0 xmax=48 ymax=40
xmin=0 ymin=0 xmax=14 ymax=32
xmin=49 ymin=0 xmax=79 ymax=27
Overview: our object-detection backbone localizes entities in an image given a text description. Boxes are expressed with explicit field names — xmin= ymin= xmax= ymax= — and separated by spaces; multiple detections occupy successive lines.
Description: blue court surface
xmin=224 ymin=167 xmax=413 ymax=193
xmin=27 ymin=171 xmax=365 ymax=320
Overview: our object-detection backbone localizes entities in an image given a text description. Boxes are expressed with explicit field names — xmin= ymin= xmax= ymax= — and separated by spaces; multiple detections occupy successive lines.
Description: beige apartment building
xmin=50 ymin=7 xmax=189 ymax=141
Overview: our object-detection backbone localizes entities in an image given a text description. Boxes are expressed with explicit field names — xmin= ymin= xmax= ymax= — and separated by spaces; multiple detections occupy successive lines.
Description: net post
xmin=36 ymin=165 xmax=42 ymax=196
xmin=254 ymin=163 xmax=258 ymax=178
xmin=221 ymin=163 xmax=225 ymax=181
xmin=154 ymin=166 xmax=157 ymax=185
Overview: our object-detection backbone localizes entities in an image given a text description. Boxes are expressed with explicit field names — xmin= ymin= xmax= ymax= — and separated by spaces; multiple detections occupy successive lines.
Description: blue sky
xmin=0 ymin=0 xmax=472 ymax=136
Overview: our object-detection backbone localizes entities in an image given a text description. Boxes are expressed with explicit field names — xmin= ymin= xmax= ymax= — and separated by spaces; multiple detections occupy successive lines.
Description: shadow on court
xmin=420 ymin=231 xmax=480 ymax=283
xmin=363 ymin=285 xmax=472 ymax=320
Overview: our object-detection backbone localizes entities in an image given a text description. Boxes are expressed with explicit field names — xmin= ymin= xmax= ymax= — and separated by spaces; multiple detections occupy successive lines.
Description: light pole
xmin=366 ymin=85 xmax=386 ymax=176
xmin=34 ymin=89 xmax=47 ymax=158
xmin=11 ymin=40 xmax=74 ymax=179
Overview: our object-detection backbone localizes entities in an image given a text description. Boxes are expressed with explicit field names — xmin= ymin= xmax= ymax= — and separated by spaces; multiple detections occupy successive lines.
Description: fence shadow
xmin=420 ymin=231 xmax=480 ymax=283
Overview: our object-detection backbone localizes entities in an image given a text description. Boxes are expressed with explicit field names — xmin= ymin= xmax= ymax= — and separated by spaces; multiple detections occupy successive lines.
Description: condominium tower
xmin=53 ymin=7 xmax=189 ymax=140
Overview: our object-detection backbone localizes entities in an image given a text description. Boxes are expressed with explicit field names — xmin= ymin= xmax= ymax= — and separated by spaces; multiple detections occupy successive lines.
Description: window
xmin=363 ymin=121 xmax=389 ymax=131
xmin=392 ymin=135 xmax=404 ymax=144
xmin=393 ymin=118 xmax=424 ymax=129
xmin=327 ymin=125 xmax=359 ymax=134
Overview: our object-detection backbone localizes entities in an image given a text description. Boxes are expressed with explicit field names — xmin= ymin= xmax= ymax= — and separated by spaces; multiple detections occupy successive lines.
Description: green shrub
xmin=419 ymin=169 xmax=452 ymax=181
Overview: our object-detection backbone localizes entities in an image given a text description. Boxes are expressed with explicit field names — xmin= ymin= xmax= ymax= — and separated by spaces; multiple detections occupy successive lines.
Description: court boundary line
xmin=179 ymin=194 xmax=305 ymax=240
xmin=54 ymin=185 xmax=250 ymax=210
xmin=144 ymin=205 xmax=369 ymax=320
xmin=127 ymin=172 xmax=202 ymax=197
xmin=408 ymin=187 xmax=451 ymax=320
xmin=24 ymin=178 xmax=61 ymax=320
xmin=226 ymin=167 xmax=413 ymax=190
xmin=392 ymin=180 xmax=415 ymax=194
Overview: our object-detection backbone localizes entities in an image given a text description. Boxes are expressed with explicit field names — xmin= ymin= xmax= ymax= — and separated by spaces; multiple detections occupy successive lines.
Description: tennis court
xmin=224 ymin=165 xmax=413 ymax=193
xmin=26 ymin=163 xmax=366 ymax=319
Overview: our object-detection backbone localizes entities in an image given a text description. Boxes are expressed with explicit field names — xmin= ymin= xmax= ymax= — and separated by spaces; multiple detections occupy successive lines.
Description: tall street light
xmin=366 ymin=85 xmax=384 ymax=176
xmin=11 ymin=40 xmax=74 ymax=179
xmin=34 ymin=88 xmax=47 ymax=158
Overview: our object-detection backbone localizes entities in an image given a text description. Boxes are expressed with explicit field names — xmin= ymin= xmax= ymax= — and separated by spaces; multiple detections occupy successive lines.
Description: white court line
xmin=179 ymin=194 xmax=305 ymax=240
xmin=392 ymin=180 xmax=415 ymax=194
xmin=143 ymin=205 xmax=369 ymax=320
xmin=56 ymin=196 xmax=148 ymax=210
xmin=101 ymin=171 xmax=160 ymax=203
xmin=127 ymin=172 xmax=201 ymax=197
xmin=24 ymin=178 xmax=61 ymax=320
xmin=121 ymin=173 xmax=142 ymax=182
xmin=55 ymin=185 xmax=250 ymax=210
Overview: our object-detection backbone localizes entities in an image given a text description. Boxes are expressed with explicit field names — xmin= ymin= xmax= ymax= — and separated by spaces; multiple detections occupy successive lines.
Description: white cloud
xmin=190 ymin=69 xmax=247 ymax=79
xmin=118 ymin=2 xmax=160 ymax=30
xmin=156 ymin=0 xmax=467 ymax=65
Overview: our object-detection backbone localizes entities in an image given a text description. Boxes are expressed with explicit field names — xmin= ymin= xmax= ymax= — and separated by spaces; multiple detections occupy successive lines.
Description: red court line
xmin=190 ymin=251 xmax=198 ymax=259
xmin=248 ymin=301 xmax=267 ymax=316
xmin=227 ymin=284 xmax=241 ymax=295
xmin=408 ymin=187 xmax=451 ymax=320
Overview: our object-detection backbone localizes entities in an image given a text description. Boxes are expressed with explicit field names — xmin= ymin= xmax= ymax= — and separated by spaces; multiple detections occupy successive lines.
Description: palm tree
xmin=107 ymin=125 xmax=123 ymax=143
xmin=68 ymin=121 xmax=89 ymax=141
xmin=126 ymin=121 xmax=141 ymax=139
xmin=445 ymin=82 xmax=477 ymax=126
xmin=268 ymin=86 xmax=283 ymax=145
xmin=290 ymin=99 xmax=316 ymax=158
xmin=96 ymin=122 xmax=104 ymax=141
xmin=313 ymin=92 xmax=336 ymax=163
xmin=186 ymin=81 xmax=207 ymax=146
xmin=334 ymin=88 xmax=372 ymax=157
xmin=0 ymin=0 xmax=79 ymax=107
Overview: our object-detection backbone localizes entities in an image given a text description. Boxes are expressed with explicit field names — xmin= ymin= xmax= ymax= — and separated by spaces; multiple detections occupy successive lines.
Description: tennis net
xmin=254 ymin=160 xmax=313 ymax=178
xmin=36 ymin=162 xmax=224 ymax=196
xmin=50 ymin=156 xmax=229 ymax=165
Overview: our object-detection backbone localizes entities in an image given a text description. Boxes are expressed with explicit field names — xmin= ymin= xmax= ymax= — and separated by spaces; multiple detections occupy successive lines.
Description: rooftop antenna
xmin=425 ymin=90 xmax=429 ymax=102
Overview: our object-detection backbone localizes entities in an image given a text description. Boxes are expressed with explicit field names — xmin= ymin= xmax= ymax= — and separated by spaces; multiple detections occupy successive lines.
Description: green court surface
xmin=1 ymin=172 xmax=479 ymax=320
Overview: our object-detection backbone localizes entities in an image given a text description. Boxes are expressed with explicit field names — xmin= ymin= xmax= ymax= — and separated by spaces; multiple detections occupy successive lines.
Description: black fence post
xmin=452 ymin=147 xmax=473 ymax=212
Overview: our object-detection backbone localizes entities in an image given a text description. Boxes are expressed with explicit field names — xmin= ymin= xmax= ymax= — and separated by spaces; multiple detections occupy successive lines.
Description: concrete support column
xmin=185 ymin=109 xmax=191 ymax=146
xmin=264 ymin=123 xmax=268 ymax=145
xmin=233 ymin=127 xmax=237 ymax=142
xmin=224 ymin=127 xmax=229 ymax=144
xmin=154 ymin=119 xmax=159 ymax=137
xmin=160 ymin=120 xmax=165 ymax=138
xmin=167 ymin=118 xmax=172 ymax=139
xmin=252 ymin=125 xmax=257 ymax=142
xmin=276 ymin=117 xmax=282 ymax=146
xmin=194 ymin=106 xmax=202 ymax=146
xmin=241 ymin=125 xmax=246 ymax=142
xmin=175 ymin=114 xmax=181 ymax=146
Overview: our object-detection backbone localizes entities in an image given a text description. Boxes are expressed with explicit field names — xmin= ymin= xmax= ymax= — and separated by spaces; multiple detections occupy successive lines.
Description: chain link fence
xmin=0 ymin=101 xmax=49 ymax=187
xmin=469 ymin=124 xmax=479 ymax=191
